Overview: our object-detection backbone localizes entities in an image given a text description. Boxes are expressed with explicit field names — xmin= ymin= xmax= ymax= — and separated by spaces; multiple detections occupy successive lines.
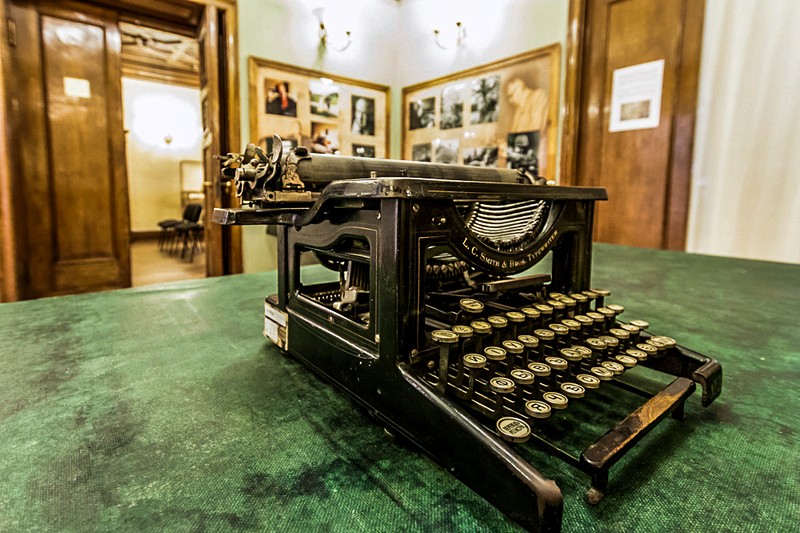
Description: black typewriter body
xmin=214 ymin=138 xmax=722 ymax=532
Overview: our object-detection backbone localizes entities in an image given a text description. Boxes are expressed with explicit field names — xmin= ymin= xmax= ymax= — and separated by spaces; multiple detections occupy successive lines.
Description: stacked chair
xmin=157 ymin=203 xmax=203 ymax=261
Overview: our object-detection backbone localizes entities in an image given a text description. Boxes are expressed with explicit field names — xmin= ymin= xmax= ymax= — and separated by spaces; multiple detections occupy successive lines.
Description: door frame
xmin=0 ymin=0 xmax=241 ymax=301
xmin=559 ymin=0 xmax=704 ymax=250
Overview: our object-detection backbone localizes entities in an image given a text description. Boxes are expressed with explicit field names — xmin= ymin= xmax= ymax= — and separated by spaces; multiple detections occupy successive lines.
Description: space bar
xmin=580 ymin=377 xmax=696 ymax=471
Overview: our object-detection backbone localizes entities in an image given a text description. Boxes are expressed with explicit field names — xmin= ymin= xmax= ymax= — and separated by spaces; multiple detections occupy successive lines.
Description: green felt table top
xmin=1 ymin=244 xmax=798 ymax=532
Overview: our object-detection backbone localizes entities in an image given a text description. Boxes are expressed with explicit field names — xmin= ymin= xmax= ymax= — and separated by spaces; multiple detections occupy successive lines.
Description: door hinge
xmin=7 ymin=18 xmax=16 ymax=47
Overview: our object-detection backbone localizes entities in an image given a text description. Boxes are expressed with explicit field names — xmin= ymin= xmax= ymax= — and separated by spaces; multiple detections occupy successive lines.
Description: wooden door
xmin=197 ymin=5 xmax=240 ymax=276
xmin=7 ymin=0 xmax=130 ymax=297
xmin=567 ymin=0 xmax=704 ymax=249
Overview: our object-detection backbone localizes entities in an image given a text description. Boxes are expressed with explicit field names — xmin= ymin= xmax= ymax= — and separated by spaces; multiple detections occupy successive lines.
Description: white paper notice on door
xmin=63 ymin=77 xmax=91 ymax=99
xmin=609 ymin=59 xmax=664 ymax=132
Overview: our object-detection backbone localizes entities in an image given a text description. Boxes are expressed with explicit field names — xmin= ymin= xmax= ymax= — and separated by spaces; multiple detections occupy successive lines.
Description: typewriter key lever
xmin=215 ymin=138 xmax=722 ymax=532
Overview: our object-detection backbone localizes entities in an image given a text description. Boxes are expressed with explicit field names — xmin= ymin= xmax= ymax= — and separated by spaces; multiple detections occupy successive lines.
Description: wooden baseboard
xmin=130 ymin=230 xmax=161 ymax=242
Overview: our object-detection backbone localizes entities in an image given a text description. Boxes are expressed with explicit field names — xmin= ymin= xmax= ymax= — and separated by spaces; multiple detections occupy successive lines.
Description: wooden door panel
xmin=8 ymin=1 xmax=130 ymax=297
xmin=574 ymin=0 xmax=703 ymax=249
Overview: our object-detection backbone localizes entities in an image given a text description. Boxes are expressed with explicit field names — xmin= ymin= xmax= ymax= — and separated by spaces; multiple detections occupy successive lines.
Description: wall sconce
xmin=313 ymin=7 xmax=352 ymax=52
xmin=433 ymin=21 xmax=466 ymax=49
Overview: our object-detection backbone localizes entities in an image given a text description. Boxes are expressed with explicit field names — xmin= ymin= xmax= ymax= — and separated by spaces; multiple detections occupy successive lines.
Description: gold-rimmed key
xmin=501 ymin=339 xmax=525 ymax=374
xmin=459 ymin=298 xmax=485 ymax=322
xmin=487 ymin=315 xmax=508 ymax=346
xmin=451 ymin=324 xmax=474 ymax=386
xmin=560 ymin=382 xmax=586 ymax=399
xmin=517 ymin=334 xmax=539 ymax=368
xmin=470 ymin=320 xmax=492 ymax=353
xmin=490 ymin=376 xmax=516 ymax=418
xmin=432 ymin=329 xmax=459 ymax=393
xmin=542 ymin=391 xmax=569 ymax=410
xmin=463 ymin=353 xmax=487 ymax=401
xmin=576 ymin=373 xmax=601 ymax=390
xmin=496 ymin=416 xmax=531 ymax=443
xmin=525 ymin=399 xmax=552 ymax=419
xmin=505 ymin=310 xmax=526 ymax=339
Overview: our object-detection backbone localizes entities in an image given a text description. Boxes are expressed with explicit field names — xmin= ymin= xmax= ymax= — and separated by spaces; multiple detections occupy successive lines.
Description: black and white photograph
xmin=309 ymin=79 xmax=340 ymax=118
xmin=352 ymin=144 xmax=375 ymax=158
xmin=351 ymin=95 xmax=375 ymax=136
xmin=506 ymin=131 xmax=540 ymax=174
xmin=261 ymin=136 xmax=298 ymax=154
xmin=310 ymin=122 xmax=339 ymax=154
xmin=409 ymin=97 xmax=435 ymax=130
xmin=462 ymin=146 xmax=499 ymax=167
xmin=411 ymin=142 xmax=432 ymax=162
xmin=470 ymin=75 xmax=500 ymax=124
xmin=434 ymin=139 xmax=459 ymax=164
xmin=440 ymin=83 xmax=465 ymax=129
xmin=265 ymin=79 xmax=298 ymax=117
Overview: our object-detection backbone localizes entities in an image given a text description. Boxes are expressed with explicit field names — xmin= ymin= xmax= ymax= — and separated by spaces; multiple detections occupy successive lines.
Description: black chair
xmin=174 ymin=219 xmax=204 ymax=262
xmin=159 ymin=203 xmax=202 ymax=253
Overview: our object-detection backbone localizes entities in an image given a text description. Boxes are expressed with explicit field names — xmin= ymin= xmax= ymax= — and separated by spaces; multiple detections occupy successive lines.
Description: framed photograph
xmin=250 ymin=57 xmax=390 ymax=158
xmin=402 ymin=44 xmax=560 ymax=179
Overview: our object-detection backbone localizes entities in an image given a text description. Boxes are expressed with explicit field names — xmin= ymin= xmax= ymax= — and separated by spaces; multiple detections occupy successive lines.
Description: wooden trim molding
xmin=559 ymin=0 xmax=588 ymax=186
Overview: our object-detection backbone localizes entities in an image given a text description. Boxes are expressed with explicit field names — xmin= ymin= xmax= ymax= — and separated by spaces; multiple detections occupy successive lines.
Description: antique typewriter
xmin=213 ymin=136 xmax=722 ymax=532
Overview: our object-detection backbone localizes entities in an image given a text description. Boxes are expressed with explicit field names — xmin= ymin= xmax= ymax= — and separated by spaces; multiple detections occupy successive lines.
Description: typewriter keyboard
xmin=421 ymin=289 xmax=676 ymax=443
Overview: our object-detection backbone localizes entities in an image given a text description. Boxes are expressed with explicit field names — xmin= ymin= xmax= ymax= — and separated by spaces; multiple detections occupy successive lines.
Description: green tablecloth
xmin=1 ymin=244 xmax=798 ymax=532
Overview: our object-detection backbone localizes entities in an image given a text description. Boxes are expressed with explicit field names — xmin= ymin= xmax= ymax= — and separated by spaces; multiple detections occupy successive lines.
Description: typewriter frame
xmin=218 ymin=177 xmax=721 ymax=532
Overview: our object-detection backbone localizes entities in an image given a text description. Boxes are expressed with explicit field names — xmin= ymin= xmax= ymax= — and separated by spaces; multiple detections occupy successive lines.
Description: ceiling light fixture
xmin=433 ymin=21 xmax=466 ymax=49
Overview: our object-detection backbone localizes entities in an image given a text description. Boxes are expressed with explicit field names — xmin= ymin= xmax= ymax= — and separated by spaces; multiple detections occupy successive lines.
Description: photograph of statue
xmin=462 ymin=146 xmax=499 ymax=167
xmin=470 ymin=76 xmax=500 ymax=124
xmin=434 ymin=139 xmax=459 ymax=164
xmin=440 ymin=83 xmax=465 ymax=130
xmin=412 ymin=142 xmax=432 ymax=162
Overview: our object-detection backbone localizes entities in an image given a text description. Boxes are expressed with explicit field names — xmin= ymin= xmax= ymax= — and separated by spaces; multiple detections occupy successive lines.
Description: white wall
xmin=122 ymin=78 xmax=203 ymax=232
xmin=237 ymin=0 xmax=402 ymax=272
xmin=237 ymin=0 xmax=569 ymax=272
xmin=687 ymin=0 xmax=800 ymax=264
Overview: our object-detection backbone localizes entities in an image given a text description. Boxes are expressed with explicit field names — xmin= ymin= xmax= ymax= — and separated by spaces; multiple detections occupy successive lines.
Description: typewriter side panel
xmin=270 ymin=198 xmax=563 ymax=532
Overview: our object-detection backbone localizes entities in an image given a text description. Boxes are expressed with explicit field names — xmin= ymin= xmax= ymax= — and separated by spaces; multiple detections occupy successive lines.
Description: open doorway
xmin=120 ymin=22 xmax=206 ymax=287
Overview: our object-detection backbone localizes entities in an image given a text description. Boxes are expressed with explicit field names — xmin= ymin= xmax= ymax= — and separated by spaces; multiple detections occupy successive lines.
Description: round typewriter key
xmin=576 ymin=373 xmax=601 ymax=389
xmin=572 ymin=345 xmax=593 ymax=359
xmin=615 ymin=354 xmax=638 ymax=368
xmin=484 ymin=346 xmax=507 ymax=361
xmin=547 ymin=299 xmax=565 ymax=310
xmin=559 ymin=348 xmax=582 ymax=362
xmin=562 ymin=319 xmax=581 ymax=331
xmin=559 ymin=297 xmax=577 ymax=316
xmin=646 ymin=338 xmax=668 ymax=350
xmin=534 ymin=328 xmax=555 ymax=341
xmin=518 ymin=334 xmax=539 ymax=348
xmin=607 ymin=303 xmax=625 ymax=316
xmin=496 ymin=417 xmax=531 ymax=443
xmin=599 ymin=335 xmax=619 ymax=350
xmin=490 ymin=376 xmax=515 ymax=394
xmin=521 ymin=307 xmax=540 ymax=320
xmin=592 ymin=288 xmax=611 ymax=297
xmin=574 ymin=314 xmax=593 ymax=327
xmin=527 ymin=362 xmax=551 ymax=377
xmin=459 ymin=298 xmax=484 ymax=314
xmin=586 ymin=311 xmax=605 ymax=323
xmin=506 ymin=311 xmax=526 ymax=323
xmin=502 ymin=339 xmax=524 ymax=354
xmin=534 ymin=303 xmax=553 ymax=316
xmin=626 ymin=348 xmax=648 ymax=362
xmin=470 ymin=320 xmax=491 ymax=335
xmin=636 ymin=342 xmax=659 ymax=357
xmin=601 ymin=360 xmax=625 ymax=375
xmin=432 ymin=329 xmax=459 ymax=343
xmin=597 ymin=307 xmax=616 ymax=319
xmin=561 ymin=382 xmax=585 ymax=398
xmin=582 ymin=290 xmax=599 ymax=300
xmin=590 ymin=366 xmax=614 ymax=381
xmin=510 ymin=368 xmax=535 ymax=385
xmin=620 ymin=323 xmax=640 ymax=334
xmin=548 ymin=292 xmax=565 ymax=300
xmin=452 ymin=324 xmax=474 ymax=338
xmin=545 ymin=356 xmax=568 ymax=371
xmin=525 ymin=400 xmax=552 ymax=419
xmin=487 ymin=315 xmax=508 ymax=328
xmin=629 ymin=319 xmax=650 ymax=330
xmin=609 ymin=327 xmax=629 ymax=340
xmin=652 ymin=335 xmax=677 ymax=348
xmin=549 ymin=323 xmax=569 ymax=337
xmin=543 ymin=391 xmax=569 ymax=409
xmin=586 ymin=337 xmax=606 ymax=349
xmin=570 ymin=293 xmax=588 ymax=303
xmin=463 ymin=353 xmax=487 ymax=368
